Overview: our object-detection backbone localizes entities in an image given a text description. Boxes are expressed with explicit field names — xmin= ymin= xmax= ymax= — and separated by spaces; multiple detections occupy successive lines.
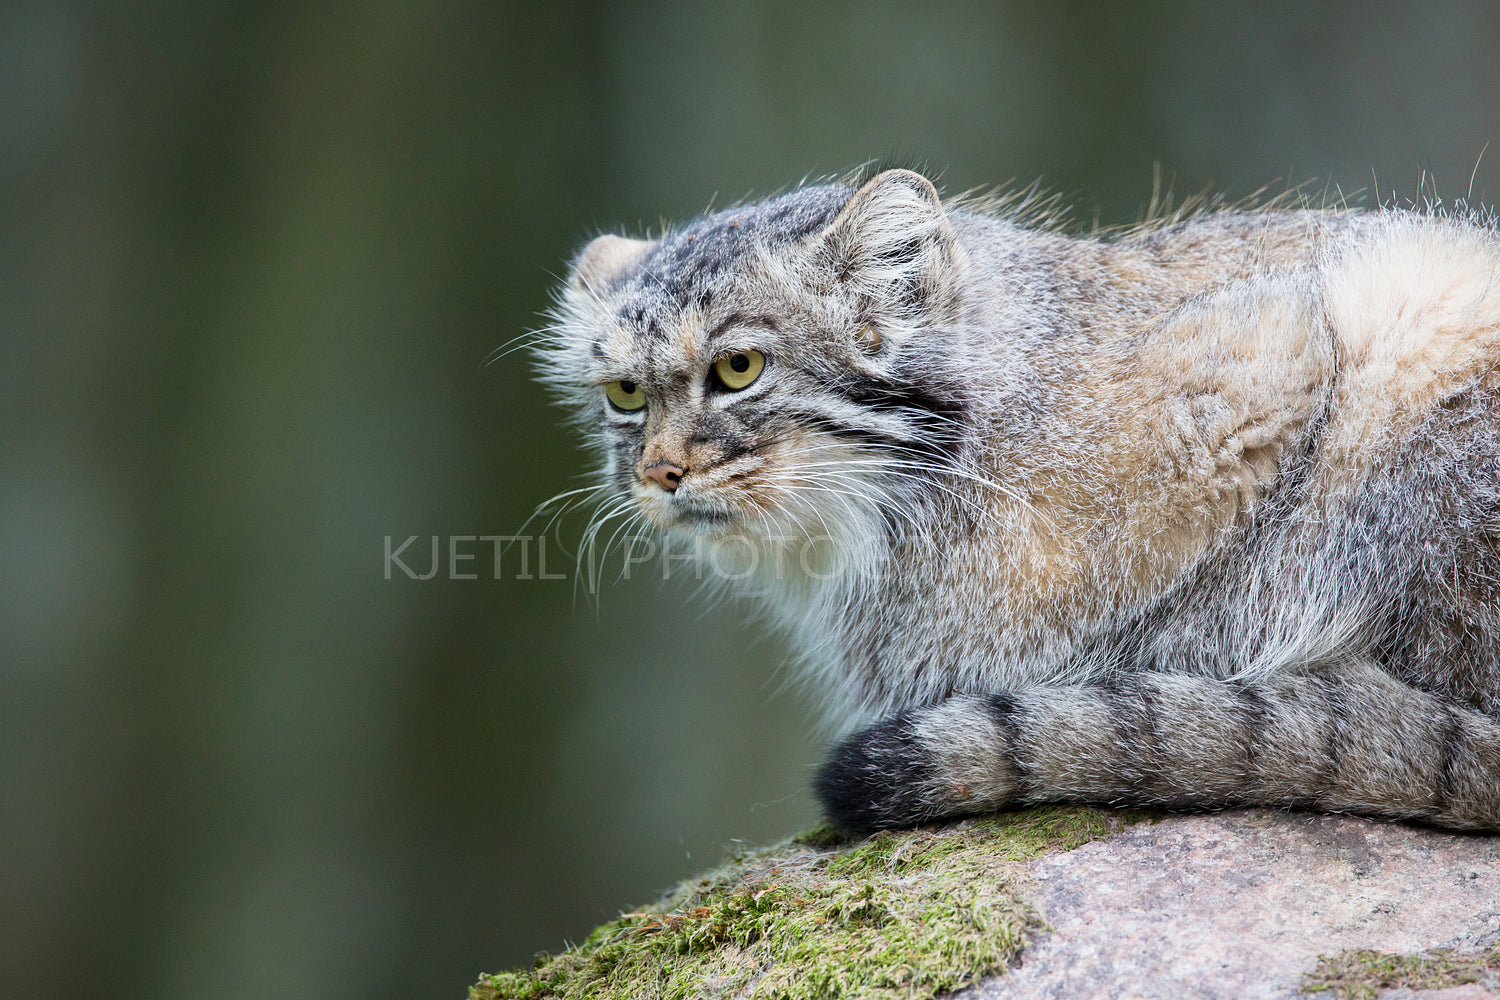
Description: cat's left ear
xmin=816 ymin=169 xmax=964 ymax=327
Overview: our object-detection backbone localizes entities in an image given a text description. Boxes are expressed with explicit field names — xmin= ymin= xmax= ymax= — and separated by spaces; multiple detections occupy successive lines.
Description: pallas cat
xmin=535 ymin=168 xmax=1500 ymax=833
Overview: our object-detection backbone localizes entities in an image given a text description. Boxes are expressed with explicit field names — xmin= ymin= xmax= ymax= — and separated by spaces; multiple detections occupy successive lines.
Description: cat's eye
xmin=604 ymin=379 xmax=646 ymax=411
xmin=713 ymin=349 xmax=765 ymax=391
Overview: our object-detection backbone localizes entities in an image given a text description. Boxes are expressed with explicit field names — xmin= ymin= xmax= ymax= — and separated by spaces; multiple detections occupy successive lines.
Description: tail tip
xmin=814 ymin=714 xmax=936 ymax=834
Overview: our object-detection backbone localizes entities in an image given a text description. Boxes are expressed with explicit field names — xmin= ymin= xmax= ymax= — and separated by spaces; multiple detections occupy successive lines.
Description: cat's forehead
xmin=617 ymin=184 xmax=852 ymax=317
xmin=593 ymin=184 xmax=853 ymax=373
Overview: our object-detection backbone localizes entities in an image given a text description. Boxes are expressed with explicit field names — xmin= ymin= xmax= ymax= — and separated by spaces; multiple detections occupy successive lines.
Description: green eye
xmin=713 ymin=349 xmax=765 ymax=390
xmin=605 ymin=379 xmax=646 ymax=411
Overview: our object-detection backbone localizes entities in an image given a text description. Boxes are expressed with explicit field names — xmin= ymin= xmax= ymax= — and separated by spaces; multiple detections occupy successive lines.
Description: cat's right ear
xmin=570 ymin=235 xmax=655 ymax=296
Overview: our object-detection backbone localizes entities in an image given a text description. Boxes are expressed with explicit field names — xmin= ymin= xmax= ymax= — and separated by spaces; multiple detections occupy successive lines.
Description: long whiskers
xmin=779 ymin=435 xmax=1060 ymax=534
xmin=484 ymin=325 xmax=559 ymax=367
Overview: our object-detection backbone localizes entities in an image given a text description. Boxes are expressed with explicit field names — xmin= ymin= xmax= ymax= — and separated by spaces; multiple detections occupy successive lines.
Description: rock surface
xmin=959 ymin=810 xmax=1500 ymax=1000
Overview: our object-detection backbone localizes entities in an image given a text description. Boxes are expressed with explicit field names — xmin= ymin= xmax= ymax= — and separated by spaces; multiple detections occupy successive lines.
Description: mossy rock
xmin=1302 ymin=945 xmax=1500 ymax=999
xmin=472 ymin=806 xmax=1147 ymax=1000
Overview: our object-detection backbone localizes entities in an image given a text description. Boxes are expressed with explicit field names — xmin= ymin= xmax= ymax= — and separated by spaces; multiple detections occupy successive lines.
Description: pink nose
xmin=644 ymin=461 xmax=686 ymax=492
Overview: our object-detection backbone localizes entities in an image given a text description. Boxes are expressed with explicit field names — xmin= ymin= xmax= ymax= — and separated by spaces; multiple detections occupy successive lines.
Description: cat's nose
xmin=644 ymin=461 xmax=687 ymax=492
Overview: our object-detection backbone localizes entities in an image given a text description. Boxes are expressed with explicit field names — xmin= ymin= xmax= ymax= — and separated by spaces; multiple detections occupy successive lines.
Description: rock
xmin=959 ymin=810 xmax=1500 ymax=1000
xmin=474 ymin=808 xmax=1500 ymax=1000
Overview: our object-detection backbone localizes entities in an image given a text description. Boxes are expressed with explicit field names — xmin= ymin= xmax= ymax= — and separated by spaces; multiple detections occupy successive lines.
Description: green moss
xmin=790 ymin=821 xmax=855 ymax=850
xmin=1302 ymin=946 xmax=1500 ymax=999
xmin=472 ymin=806 xmax=1143 ymax=1000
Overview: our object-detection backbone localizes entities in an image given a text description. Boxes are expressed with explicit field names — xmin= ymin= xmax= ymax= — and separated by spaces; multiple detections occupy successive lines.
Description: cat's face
xmin=537 ymin=170 xmax=968 ymax=553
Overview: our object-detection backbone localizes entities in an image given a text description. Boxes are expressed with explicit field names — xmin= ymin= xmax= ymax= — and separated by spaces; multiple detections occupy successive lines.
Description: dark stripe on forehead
xmin=614 ymin=300 xmax=667 ymax=341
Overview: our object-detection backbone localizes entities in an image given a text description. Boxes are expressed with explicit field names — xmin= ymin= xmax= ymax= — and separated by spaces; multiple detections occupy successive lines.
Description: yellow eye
xmin=713 ymin=349 xmax=765 ymax=390
xmin=604 ymin=379 xmax=646 ymax=411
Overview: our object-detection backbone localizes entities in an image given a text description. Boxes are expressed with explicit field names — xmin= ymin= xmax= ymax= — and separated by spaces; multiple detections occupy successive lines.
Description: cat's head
xmin=536 ymin=169 xmax=972 ymax=560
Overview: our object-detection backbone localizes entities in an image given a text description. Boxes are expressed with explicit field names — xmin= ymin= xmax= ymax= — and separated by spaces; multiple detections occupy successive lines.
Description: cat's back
xmin=955 ymin=203 xmax=1500 ymax=485
xmin=1315 ymin=210 xmax=1500 ymax=477
xmin=875 ymin=204 xmax=1500 ymax=714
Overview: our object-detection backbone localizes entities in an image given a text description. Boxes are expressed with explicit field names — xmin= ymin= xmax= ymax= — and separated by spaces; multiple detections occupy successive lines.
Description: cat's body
xmin=540 ymin=169 xmax=1500 ymax=833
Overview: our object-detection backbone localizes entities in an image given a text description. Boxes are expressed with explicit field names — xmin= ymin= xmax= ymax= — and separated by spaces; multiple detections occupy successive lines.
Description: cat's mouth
xmin=635 ymin=457 xmax=772 ymax=534
xmin=635 ymin=485 xmax=745 ymax=535
xmin=667 ymin=500 xmax=737 ymax=527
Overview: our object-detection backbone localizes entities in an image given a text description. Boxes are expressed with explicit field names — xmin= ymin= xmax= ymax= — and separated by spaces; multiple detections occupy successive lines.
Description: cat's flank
xmin=537 ymin=168 xmax=1500 ymax=833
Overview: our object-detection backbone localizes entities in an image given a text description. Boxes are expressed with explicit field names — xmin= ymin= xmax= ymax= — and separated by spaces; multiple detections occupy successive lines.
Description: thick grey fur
xmin=538 ymin=168 xmax=1500 ymax=834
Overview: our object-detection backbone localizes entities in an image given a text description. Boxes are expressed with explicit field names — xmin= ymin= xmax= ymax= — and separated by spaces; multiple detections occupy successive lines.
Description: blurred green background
xmin=3 ymin=2 xmax=1497 ymax=998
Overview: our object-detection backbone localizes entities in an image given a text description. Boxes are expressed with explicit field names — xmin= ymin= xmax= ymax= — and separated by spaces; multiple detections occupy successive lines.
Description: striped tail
xmin=815 ymin=661 xmax=1500 ymax=833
